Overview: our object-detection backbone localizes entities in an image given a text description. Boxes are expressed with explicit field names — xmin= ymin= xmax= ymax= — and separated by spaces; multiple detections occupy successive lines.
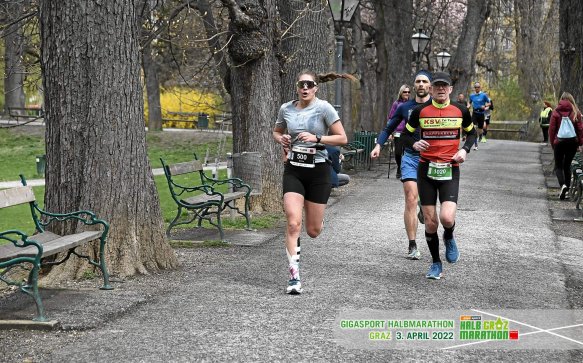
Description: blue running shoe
xmin=444 ymin=238 xmax=460 ymax=263
xmin=426 ymin=262 xmax=443 ymax=279
xmin=286 ymin=278 xmax=302 ymax=294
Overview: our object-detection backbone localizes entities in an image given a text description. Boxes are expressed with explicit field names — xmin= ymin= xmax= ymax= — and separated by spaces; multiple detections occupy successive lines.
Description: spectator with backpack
xmin=548 ymin=92 xmax=583 ymax=199
xmin=539 ymin=101 xmax=553 ymax=145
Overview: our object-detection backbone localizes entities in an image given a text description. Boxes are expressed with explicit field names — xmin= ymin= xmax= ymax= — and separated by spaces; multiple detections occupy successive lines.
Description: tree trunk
xmin=197 ymin=0 xmax=231 ymax=93
xmin=450 ymin=0 xmax=492 ymax=96
xmin=142 ymin=41 xmax=163 ymax=131
xmin=372 ymin=0 xmax=413 ymax=132
xmin=355 ymin=12 xmax=375 ymax=135
xmin=514 ymin=0 xmax=545 ymax=119
xmin=222 ymin=0 xmax=282 ymax=212
xmin=559 ymin=0 xmax=583 ymax=101
xmin=278 ymin=0 xmax=335 ymax=102
xmin=351 ymin=12 xmax=367 ymax=139
xmin=39 ymin=0 xmax=178 ymax=281
xmin=3 ymin=2 xmax=26 ymax=110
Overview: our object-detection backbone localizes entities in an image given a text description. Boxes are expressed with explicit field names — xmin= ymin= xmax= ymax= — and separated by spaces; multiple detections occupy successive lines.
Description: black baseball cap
xmin=431 ymin=72 xmax=452 ymax=85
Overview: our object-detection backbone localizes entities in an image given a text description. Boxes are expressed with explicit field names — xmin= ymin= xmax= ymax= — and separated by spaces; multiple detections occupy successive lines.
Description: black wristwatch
xmin=316 ymin=134 xmax=322 ymax=143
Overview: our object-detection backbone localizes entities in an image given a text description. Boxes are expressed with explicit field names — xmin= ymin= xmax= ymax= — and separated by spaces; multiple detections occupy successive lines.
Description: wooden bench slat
xmin=0 ymin=186 xmax=36 ymax=208
xmin=39 ymin=231 xmax=102 ymax=257
xmin=182 ymin=191 xmax=246 ymax=205
xmin=221 ymin=191 xmax=246 ymax=202
xmin=0 ymin=231 xmax=101 ymax=262
xmin=0 ymin=243 xmax=27 ymax=263
xmin=489 ymin=121 xmax=528 ymax=125
xmin=168 ymin=160 xmax=204 ymax=175
xmin=0 ymin=231 xmax=61 ymax=262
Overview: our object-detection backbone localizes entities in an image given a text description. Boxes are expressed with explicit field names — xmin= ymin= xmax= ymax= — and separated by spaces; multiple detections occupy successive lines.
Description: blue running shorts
xmin=400 ymin=150 xmax=419 ymax=183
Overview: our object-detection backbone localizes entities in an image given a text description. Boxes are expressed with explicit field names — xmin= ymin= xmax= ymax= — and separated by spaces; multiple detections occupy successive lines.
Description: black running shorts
xmin=283 ymin=162 xmax=332 ymax=204
xmin=417 ymin=161 xmax=460 ymax=205
xmin=472 ymin=112 xmax=485 ymax=129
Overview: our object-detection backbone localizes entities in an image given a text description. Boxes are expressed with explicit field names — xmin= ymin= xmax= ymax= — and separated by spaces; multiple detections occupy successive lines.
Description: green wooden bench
xmin=160 ymin=158 xmax=252 ymax=241
xmin=341 ymin=140 xmax=366 ymax=171
xmin=7 ymin=106 xmax=44 ymax=121
xmin=488 ymin=120 xmax=529 ymax=140
xmin=0 ymin=176 xmax=112 ymax=322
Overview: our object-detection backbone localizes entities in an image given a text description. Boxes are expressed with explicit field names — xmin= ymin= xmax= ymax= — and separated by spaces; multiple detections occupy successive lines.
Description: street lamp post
xmin=435 ymin=49 xmax=451 ymax=71
xmin=328 ymin=0 xmax=360 ymax=117
xmin=411 ymin=29 xmax=431 ymax=72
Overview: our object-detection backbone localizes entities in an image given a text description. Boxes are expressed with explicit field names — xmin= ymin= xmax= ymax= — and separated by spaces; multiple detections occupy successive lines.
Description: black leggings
xmin=553 ymin=139 xmax=578 ymax=187
xmin=394 ymin=136 xmax=403 ymax=171
xmin=541 ymin=127 xmax=549 ymax=143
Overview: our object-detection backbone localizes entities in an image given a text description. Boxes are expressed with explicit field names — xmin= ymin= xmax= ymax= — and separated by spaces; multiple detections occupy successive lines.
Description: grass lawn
xmin=0 ymin=127 xmax=282 ymax=237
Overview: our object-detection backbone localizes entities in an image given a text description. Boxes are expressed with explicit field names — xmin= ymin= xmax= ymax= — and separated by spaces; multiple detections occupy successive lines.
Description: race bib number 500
xmin=289 ymin=146 xmax=316 ymax=168
xmin=427 ymin=161 xmax=452 ymax=180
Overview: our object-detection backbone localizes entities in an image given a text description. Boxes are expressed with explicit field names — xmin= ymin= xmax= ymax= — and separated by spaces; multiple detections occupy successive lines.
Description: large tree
xmin=38 ymin=0 xmax=178 ymax=280
xmin=450 ymin=0 xmax=492 ymax=96
xmin=216 ymin=0 xmax=336 ymax=212
xmin=218 ymin=0 xmax=282 ymax=212
xmin=370 ymin=0 xmax=413 ymax=132
xmin=2 ymin=1 xmax=27 ymax=111
xmin=559 ymin=0 xmax=583 ymax=102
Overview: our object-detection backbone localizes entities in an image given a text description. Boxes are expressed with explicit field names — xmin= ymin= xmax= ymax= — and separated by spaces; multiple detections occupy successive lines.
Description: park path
xmin=2 ymin=139 xmax=583 ymax=362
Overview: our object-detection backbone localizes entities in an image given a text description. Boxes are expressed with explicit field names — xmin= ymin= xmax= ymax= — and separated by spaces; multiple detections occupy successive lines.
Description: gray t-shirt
xmin=275 ymin=97 xmax=340 ymax=162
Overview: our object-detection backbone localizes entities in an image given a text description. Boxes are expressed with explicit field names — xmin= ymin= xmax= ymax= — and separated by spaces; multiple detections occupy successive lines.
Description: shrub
xmin=145 ymin=87 xmax=225 ymax=129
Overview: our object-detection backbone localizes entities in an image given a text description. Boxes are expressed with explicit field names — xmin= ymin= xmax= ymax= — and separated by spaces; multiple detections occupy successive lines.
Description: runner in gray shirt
xmin=273 ymin=70 xmax=355 ymax=294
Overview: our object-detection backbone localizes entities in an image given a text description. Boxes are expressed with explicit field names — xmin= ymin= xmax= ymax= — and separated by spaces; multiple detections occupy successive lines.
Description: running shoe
xmin=396 ymin=171 xmax=402 ymax=179
xmin=444 ymin=238 xmax=460 ymax=263
xmin=473 ymin=145 xmax=478 ymax=151
xmin=407 ymin=246 xmax=421 ymax=260
xmin=286 ymin=278 xmax=302 ymax=294
xmin=417 ymin=200 xmax=424 ymax=224
xmin=426 ymin=262 xmax=443 ymax=280
xmin=480 ymin=136 xmax=487 ymax=143
xmin=559 ymin=185 xmax=569 ymax=200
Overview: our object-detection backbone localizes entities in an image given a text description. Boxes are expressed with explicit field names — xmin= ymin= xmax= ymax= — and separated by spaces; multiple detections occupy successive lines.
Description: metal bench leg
xmin=216 ymin=210 xmax=225 ymax=241
xmin=167 ymin=206 xmax=183 ymax=237
xmin=98 ymin=236 xmax=113 ymax=290
xmin=244 ymin=196 xmax=252 ymax=231
xmin=23 ymin=265 xmax=47 ymax=322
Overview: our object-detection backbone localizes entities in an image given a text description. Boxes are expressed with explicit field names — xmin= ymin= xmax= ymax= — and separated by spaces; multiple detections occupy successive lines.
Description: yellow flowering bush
xmin=145 ymin=87 xmax=225 ymax=129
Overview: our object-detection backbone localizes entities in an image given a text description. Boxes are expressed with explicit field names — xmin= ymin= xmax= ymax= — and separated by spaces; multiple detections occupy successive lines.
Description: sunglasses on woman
xmin=296 ymin=80 xmax=317 ymax=89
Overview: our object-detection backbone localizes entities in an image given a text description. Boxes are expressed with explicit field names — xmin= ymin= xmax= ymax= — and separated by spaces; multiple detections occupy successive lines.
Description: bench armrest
xmin=200 ymin=174 xmax=252 ymax=194
xmin=170 ymin=181 xmax=226 ymax=206
xmin=0 ymin=230 xmax=43 ymax=266
xmin=0 ymin=230 xmax=42 ymax=251
xmin=33 ymin=205 xmax=109 ymax=237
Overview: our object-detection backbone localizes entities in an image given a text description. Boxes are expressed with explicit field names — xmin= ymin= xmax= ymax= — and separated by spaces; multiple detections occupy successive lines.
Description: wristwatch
xmin=316 ymin=134 xmax=322 ymax=143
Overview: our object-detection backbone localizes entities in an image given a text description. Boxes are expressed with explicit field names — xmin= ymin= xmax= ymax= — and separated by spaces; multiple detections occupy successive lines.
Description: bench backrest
xmin=0 ymin=186 xmax=36 ymax=209
xmin=165 ymin=160 xmax=204 ymax=176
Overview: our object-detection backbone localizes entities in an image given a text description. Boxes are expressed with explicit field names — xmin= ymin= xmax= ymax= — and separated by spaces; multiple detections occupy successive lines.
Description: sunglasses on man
xmin=296 ymin=80 xmax=317 ymax=89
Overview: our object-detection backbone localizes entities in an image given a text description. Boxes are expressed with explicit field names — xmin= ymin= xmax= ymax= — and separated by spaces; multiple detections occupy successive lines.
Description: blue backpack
xmin=557 ymin=112 xmax=576 ymax=139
